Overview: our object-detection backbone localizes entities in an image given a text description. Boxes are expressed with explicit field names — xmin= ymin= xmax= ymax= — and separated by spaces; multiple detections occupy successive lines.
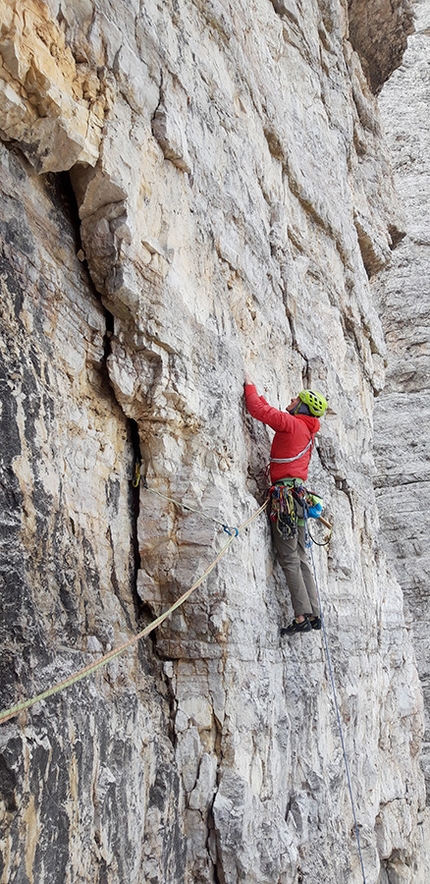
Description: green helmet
xmin=298 ymin=389 xmax=328 ymax=417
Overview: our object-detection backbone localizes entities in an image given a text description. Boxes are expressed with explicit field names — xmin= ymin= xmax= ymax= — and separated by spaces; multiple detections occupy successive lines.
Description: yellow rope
xmin=0 ymin=499 xmax=269 ymax=726
xmin=141 ymin=474 xmax=238 ymax=534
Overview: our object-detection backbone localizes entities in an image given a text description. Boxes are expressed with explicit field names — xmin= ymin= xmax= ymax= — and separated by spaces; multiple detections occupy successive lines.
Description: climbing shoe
xmin=281 ymin=618 xmax=312 ymax=636
xmin=310 ymin=616 xmax=321 ymax=630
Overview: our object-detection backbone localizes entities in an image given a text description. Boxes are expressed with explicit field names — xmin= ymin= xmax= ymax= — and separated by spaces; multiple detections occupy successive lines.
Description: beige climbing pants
xmin=272 ymin=523 xmax=320 ymax=618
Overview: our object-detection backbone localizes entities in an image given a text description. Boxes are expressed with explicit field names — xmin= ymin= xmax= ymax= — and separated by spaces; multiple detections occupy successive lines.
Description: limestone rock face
xmin=374 ymin=0 xmax=430 ymax=798
xmin=347 ymin=0 xmax=414 ymax=93
xmin=0 ymin=0 xmax=109 ymax=171
xmin=0 ymin=2 xmax=429 ymax=884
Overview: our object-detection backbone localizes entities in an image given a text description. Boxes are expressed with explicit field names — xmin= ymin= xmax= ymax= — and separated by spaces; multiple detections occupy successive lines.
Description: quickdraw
xmin=269 ymin=484 xmax=298 ymax=539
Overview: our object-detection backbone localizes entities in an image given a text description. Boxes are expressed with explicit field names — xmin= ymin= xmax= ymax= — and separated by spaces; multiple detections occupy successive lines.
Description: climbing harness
xmin=304 ymin=506 xmax=367 ymax=884
xmin=132 ymin=465 xmax=239 ymax=536
xmin=0 ymin=499 xmax=268 ymax=726
xmin=269 ymin=480 xmax=331 ymax=544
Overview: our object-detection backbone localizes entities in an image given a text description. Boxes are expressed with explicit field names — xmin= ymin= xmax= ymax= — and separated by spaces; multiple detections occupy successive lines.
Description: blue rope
xmin=305 ymin=511 xmax=368 ymax=884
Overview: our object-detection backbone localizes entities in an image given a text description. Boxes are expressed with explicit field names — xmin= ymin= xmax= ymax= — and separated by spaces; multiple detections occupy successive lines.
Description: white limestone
xmin=0 ymin=1 xmax=429 ymax=882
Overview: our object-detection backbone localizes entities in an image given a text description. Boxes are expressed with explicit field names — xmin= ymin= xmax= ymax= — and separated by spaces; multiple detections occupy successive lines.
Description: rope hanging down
xmin=133 ymin=464 xmax=239 ymax=536
xmin=306 ymin=512 xmax=367 ymax=884
xmin=0 ymin=500 xmax=268 ymax=726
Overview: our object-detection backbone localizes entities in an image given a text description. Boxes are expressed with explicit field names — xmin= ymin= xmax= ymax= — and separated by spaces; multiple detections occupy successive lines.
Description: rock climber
xmin=244 ymin=374 xmax=328 ymax=636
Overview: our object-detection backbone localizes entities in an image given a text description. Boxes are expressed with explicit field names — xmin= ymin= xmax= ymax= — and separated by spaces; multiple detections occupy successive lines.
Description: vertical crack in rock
xmin=128 ymin=417 xmax=142 ymax=581
xmin=335 ymin=477 xmax=356 ymax=529
xmin=0 ymin=139 xmax=190 ymax=884
xmin=151 ymin=71 xmax=193 ymax=174
xmin=48 ymin=171 xmax=145 ymax=628
xmin=268 ymin=207 xmax=311 ymax=382
xmin=2 ymin=0 xmax=430 ymax=880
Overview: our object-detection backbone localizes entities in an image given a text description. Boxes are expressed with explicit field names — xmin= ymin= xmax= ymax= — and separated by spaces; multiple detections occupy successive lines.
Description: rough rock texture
xmin=347 ymin=0 xmax=414 ymax=93
xmin=374 ymin=0 xmax=430 ymax=798
xmin=0 ymin=0 xmax=108 ymax=170
xmin=0 ymin=1 xmax=429 ymax=883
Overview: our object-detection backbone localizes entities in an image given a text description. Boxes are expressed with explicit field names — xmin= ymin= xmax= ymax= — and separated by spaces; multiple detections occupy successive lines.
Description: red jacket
xmin=245 ymin=384 xmax=320 ymax=482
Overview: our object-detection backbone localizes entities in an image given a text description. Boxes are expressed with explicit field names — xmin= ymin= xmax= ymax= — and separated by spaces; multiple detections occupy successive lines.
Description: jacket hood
xmin=295 ymin=413 xmax=321 ymax=433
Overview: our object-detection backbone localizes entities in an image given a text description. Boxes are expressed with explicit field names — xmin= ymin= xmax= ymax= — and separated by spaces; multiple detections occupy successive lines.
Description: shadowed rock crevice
xmin=1 ymin=0 xmax=430 ymax=882
xmin=348 ymin=0 xmax=414 ymax=93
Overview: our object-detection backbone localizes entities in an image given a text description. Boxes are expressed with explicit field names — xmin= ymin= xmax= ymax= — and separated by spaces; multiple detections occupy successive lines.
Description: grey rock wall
xmin=348 ymin=0 xmax=414 ymax=93
xmin=374 ymin=0 xmax=430 ymax=798
xmin=0 ymin=1 xmax=429 ymax=883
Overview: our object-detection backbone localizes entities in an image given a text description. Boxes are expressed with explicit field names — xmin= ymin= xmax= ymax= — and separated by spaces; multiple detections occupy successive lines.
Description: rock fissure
xmin=1 ymin=0 xmax=430 ymax=881
xmin=46 ymin=170 xmax=154 ymax=634
xmin=128 ymin=417 xmax=143 ymax=588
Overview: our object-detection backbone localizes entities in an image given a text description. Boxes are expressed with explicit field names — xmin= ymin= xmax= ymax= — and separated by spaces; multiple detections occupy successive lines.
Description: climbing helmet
xmin=298 ymin=389 xmax=328 ymax=417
